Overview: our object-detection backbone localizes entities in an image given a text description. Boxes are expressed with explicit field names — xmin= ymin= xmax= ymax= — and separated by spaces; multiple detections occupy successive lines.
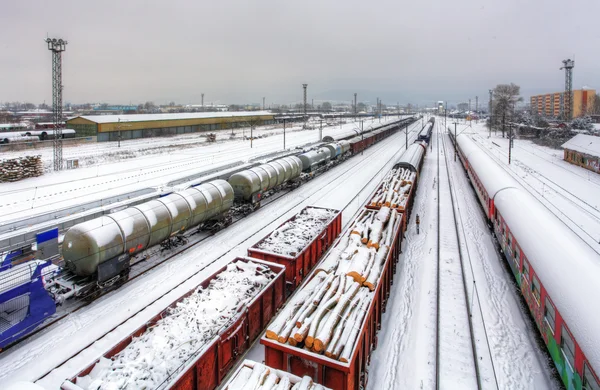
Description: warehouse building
xmin=562 ymin=134 xmax=600 ymax=174
xmin=530 ymin=88 xmax=596 ymax=118
xmin=66 ymin=111 xmax=275 ymax=142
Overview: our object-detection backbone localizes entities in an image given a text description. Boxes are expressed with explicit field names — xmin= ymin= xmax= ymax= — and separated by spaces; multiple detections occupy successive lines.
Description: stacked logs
xmin=368 ymin=167 xmax=415 ymax=211
xmin=265 ymin=208 xmax=401 ymax=361
xmin=0 ymin=155 xmax=43 ymax=182
xmin=316 ymin=207 xmax=401 ymax=291
xmin=227 ymin=361 xmax=329 ymax=390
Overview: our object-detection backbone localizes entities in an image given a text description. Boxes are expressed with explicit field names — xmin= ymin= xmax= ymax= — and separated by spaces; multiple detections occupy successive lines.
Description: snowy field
xmin=0 ymin=120 xmax=423 ymax=389
xmin=366 ymin=119 xmax=560 ymax=390
xmin=0 ymin=117 xmax=400 ymax=225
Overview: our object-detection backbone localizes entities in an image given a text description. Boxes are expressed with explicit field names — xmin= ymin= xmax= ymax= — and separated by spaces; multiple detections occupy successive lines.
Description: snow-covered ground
xmin=0 ymin=117 xmax=400 ymax=225
xmin=0 ymin=120 xmax=422 ymax=389
xmin=367 ymin=118 xmax=560 ymax=390
xmin=463 ymin=120 xmax=600 ymax=254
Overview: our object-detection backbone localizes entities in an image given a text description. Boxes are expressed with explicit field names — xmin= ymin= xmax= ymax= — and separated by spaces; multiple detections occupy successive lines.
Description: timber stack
xmin=0 ymin=155 xmax=43 ymax=182
xmin=367 ymin=167 xmax=415 ymax=212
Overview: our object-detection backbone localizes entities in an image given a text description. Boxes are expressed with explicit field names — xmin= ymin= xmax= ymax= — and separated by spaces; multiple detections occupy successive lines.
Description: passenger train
xmin=449 ymin=131 xmax=600 ymax=390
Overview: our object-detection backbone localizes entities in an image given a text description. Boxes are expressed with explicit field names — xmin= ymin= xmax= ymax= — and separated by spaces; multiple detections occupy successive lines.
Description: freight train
xmin=0 ymin=117 xmax=417 ymax=349
xmin=58 ymin=119 xmax=428 ymax=390
xmin=449 ymin=131 xmax=600 ymax=390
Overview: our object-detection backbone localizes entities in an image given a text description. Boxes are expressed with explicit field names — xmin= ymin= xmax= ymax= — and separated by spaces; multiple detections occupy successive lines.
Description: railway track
xmin=469 ymin=135 xmax=600 ymax=255
xmin=476 ymin=135 xmax=600 ymax=222
xmin=3 ymin=123 xmax=422 ymax=368
xmin=435 ymin=121 xmax=481 ymax=389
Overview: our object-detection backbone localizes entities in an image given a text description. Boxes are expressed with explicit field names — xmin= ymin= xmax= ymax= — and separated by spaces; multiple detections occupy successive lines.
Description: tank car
xmin=297 ymin=147 xmax=332 ymax=173
xmin=62 ymin=180 xmax=234 ymax=282
xmin=228 ymin=156 xmax=302 ymax=204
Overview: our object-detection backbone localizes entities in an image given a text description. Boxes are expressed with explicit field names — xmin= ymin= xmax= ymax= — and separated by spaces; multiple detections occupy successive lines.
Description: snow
xmin=8 ymin=119 xmax=423 ymax=389
xmin=253 ymin=207 xmax=337 ymax=258
xmin=0 ymin=117 xmax=399 ymax=226
xmin=561 ymin=133 xmax=600 ymax=158
xmin=74 ymin=260 xmax=275 ymax=390
xmin=223 ymin=360 xmax=330 ymax=390
xmin=367 ymin=117 xmax=560 ymax=390
xmin=495 ymin=188 xmax=600 ymax=371
xmin=74 ymin=110 xmax=274 ymax=124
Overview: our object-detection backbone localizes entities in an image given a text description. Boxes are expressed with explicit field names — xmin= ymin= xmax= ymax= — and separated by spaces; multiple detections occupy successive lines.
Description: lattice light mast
xmin=46 ymin=37 xmax=67 ymax=171
xmin=560 ymin=59 xmax=574 ymax=121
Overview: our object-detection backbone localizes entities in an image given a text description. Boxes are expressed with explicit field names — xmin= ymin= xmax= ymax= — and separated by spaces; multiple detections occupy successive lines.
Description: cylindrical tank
xmin=62 ymin=179 xmax=233 ymax=277
xmin=133 ymin=200 xmax=173 ymax=247
xmin=339 ymin=140 xmax=350 ymax=154
xmin=228 ymin=170 xmax=262 ymax=201
xmin=107 ymin=208 xmax=151 ymax=255
xmin=284 ymin=156 xmax=303 ymax=179
xmin=158 ymin=193 xmax=192 ymax=235
xmin=323 ymin=143 xmax=342 ymax=159
xmin=298 ymin=148 xmax=331 ymax=172
xmin=62 ymin=216 xmax=124 ymax=276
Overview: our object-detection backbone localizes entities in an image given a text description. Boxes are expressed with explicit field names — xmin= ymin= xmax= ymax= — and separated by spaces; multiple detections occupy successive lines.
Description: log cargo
xmin=367 ymin=167 xmax=415 ymax=212
xmin=222 ymin=360 xmax=332 ymax=390
xmin=261 ymin=206 xmax=405 ymax=390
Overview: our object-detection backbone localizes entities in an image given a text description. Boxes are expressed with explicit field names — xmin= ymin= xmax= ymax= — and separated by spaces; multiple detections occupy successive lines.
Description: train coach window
xmin=561 ymin=325 xmax=576 ymax=370
xmin=584 ymin=363 xmax=600 ymax=390
xmin=532 ymin=276 xmax=541 ymax=304
xmin=544 ymin=298 xmax=556 ymax=334
xmin=513 ymin=246 xmax=520 ymax=270
xmin=523 ymin=260 xmax=530 ymax=283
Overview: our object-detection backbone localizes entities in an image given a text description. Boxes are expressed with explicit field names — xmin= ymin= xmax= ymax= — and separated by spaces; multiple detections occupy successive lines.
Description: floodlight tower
xmin=46 ymin=37 xmax=67 ymax=171
xmin=560 ymin=59 xmax=574 ymax=120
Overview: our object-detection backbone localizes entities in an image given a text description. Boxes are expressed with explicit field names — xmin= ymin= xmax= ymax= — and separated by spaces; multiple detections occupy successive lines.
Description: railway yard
xmin=1 ymin=115 xmax=598 ymax=390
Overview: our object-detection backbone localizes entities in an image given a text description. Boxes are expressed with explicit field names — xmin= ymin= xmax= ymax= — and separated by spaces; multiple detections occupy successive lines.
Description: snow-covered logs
xmin=224 ymin=360 xmax=331 ymax=390
xmin=253 ymin=207 xmax=339 ymax=258
xmin=316 ymin=208 xmax=401 ymax=291
xmin=74 ymin=260 xmax=278 ymax=390
xmin=367 ymin=167 xmax=415 ymax=212
xmin=0 ymin=155 xmax=43 ymax=182
xmin=265 ymin=272 xmax=371 ymax=362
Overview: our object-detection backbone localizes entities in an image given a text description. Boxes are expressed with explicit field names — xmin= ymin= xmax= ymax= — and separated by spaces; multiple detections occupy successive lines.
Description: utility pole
xmin=302 ymin=84 xmax=308 ymax=118
xmin=262 ymin=97 xmax=265 ymax=110
xmin=475 ymin=96 xmax=478 ymax=114
xmin=283 ymin=118 xmax=286 ymax=150
xmin=360 ymin=120 xmax=364 ymax=155
xmin=319 ymin=119 xmax=323 ymax=141
xmin=454 ymin=122 xmax=458 ymax=161
xmin=469 ymin=98 xmax=471 ymax=113
xmin=489 ymin=89 xmax=493 ymax=137
xmin=405 ymin=124 xmax=408 ymax=149
xmin=354 ymin=93 xmax=357 ymax=118
xmin=560 ymin=59 xmax=575 ymax=121
xmin=201 ymin=93 xmax=204 ymax=110
xmin=445 ymin=102 xmax=447 ymax=129
xmin=508 ymin=123 xmax=512 ymax=164
xmin=46 ymin=37 xmax=67 ymax=171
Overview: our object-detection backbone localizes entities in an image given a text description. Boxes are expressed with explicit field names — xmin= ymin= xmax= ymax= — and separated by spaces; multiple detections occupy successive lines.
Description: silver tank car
xmin=298 ymin=147 xmax=332 ymax=172
xmin=228 ymin=156 xmax=302 ymax=202
xmin=62 ymin=179 xmax=234 ymax=277
xmin=338 ymin=140 xmax=350 ymax=155
xmin=323 ymin=143 xmax=342 ymax=159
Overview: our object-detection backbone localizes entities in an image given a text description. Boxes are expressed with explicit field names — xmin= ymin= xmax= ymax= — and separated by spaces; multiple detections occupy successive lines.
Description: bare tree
xmin=590 ymin=93 xmax=600 ymax=115
xmin=492 ymin=83 xmax=522 ymax=137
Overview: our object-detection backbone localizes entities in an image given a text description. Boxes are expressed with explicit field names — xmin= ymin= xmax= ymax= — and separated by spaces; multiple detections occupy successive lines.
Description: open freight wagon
xmin=62 ymin=257 xmax=285 ymax=390
xmin=222 ymin=359 xmax=332 ymax=390
xmin=261 ymin=207 xmax=405 ymax=390
xmin=248 ymin=206 xmax=342 ymax=292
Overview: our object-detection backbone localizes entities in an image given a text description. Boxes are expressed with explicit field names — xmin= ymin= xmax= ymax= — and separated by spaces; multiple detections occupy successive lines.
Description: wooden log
xmin=339 ymin=292 xmax=371 ymax=363
xmin=331 ymin=289 xmax=367 ymax=359
xmin=314 ymin=280 xmax=361 ymax=352
xmin=260 ymin=372 xmax=279 ymax=390
xmin=346 ymin=247 xmax=375 ymax=284
xmin=306 ymin=275 xmax=345 ymax=348
xmin=241 ymin=363 xmax=269 ymax=390
xmin=325 ymin=291 xmax=360 ymax=358
xmin=274 ymin=377 xmax=291 ymax=390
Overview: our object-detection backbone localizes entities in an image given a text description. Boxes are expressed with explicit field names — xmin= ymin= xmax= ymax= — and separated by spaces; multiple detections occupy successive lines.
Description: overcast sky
xmin=1 ymin=0 xmax=599 ymax=106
